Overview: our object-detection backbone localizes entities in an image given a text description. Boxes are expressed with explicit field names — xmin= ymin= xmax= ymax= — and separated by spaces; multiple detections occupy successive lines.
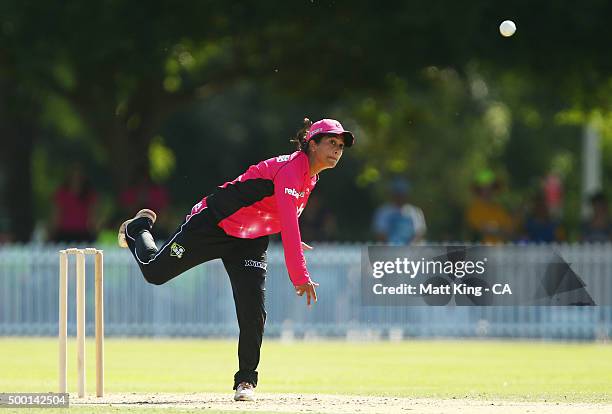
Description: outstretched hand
xmin=295 ymin=279 xmax=319 ymax=307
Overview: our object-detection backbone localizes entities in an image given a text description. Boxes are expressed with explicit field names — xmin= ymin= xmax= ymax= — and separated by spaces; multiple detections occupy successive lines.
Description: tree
xmin=1 ymin=0 xmax=611 ymax=240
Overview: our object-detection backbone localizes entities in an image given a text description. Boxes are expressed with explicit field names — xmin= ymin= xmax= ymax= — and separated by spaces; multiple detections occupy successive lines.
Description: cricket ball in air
xmin=499 ymin=20 xmax=516 ymax=37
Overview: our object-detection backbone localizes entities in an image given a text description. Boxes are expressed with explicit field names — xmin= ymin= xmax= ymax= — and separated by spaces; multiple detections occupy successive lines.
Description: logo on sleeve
xmin=276 ymin=155 xmax=291 ymax=162
xmin=170 ymin=242 xmax=185 ymax=259
xmin=285 ymin=188 xmax=305 ymax=199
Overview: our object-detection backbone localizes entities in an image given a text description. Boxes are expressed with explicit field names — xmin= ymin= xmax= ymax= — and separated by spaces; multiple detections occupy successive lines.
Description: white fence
xmin=0 ymin=243 xmax=610 ymax=340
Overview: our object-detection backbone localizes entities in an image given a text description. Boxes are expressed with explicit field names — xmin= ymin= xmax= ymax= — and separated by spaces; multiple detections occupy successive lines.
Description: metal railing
xmin=0 ymin=243 xmax=610 ymax=340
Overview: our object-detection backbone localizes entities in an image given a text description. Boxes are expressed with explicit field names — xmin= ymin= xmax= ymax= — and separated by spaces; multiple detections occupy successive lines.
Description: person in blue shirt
xmin=372 ymin=178 xmax=426 ymax=244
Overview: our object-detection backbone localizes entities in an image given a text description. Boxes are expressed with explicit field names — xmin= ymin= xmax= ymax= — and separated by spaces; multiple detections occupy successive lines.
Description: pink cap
xmin=306 ymin=119 xmax=355 ymax=147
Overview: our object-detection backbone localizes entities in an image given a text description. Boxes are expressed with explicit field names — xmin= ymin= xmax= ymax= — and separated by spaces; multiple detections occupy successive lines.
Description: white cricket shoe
xmin=234 ymin=382 xmax=256 ymax=401
xmin=117 ymin=209 xmax=157 ymax=248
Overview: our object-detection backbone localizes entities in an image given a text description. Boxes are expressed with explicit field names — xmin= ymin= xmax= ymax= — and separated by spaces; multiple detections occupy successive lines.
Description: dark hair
xmin=290 ymin=118 xmax=324 ymax=153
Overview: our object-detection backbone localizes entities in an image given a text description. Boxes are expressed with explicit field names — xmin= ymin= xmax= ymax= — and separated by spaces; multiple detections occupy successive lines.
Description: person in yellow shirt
xmin=465 ymin=170 xmax=514 ymax=243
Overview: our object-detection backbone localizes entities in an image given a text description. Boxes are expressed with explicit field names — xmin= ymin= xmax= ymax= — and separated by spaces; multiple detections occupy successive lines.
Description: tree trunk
xmin=4 ymin=121 xmax=35 ymax=242
xmin=0 ymin=85 xmax=37 ymax=242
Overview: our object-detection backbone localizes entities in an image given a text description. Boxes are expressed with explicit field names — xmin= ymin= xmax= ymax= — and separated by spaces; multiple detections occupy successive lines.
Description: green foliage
xmin=148 ymin=136 xmax=176 ymax=183
xmin=39 ymin=94 xmax=85 ymax=138
xmin=349 ymin=69 xmax=516 ymax=237
xmin=2 ymin=1 xmax=612 ymax=240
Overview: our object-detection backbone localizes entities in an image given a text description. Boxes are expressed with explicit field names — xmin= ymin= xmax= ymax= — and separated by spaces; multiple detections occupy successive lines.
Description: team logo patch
xmin=244 ymin=259 xmax=267 ymax=270
xmin=170 ymin=242 xmax=185 ymax=259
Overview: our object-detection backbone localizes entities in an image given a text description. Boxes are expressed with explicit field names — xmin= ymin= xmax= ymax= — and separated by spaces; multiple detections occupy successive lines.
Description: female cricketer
xmin=117 ymin=118 xmax=354 ymax=401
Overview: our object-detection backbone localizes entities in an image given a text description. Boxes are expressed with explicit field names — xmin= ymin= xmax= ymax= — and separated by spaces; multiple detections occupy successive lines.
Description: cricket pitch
xmin=76 ymin=393 xmax=611 ymax=413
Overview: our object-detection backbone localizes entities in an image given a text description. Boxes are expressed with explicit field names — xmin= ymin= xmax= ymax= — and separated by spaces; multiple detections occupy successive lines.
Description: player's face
xmin=315 ymin=135 xmax=345 ymax=168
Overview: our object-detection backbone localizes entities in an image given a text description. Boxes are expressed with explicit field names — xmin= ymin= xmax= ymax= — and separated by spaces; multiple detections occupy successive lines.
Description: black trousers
xmin=124 ymin=206 xmax=269 ymax=389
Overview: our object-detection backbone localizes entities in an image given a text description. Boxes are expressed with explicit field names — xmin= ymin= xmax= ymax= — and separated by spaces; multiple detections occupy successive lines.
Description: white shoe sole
xmin=117 ymin=209 xmax=157 ymax=248
xmin=234 ymin=393 xmax=255 ymax=402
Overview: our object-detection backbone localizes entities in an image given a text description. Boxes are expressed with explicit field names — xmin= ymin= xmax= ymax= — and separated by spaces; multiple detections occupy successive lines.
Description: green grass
xmin=0 ymin=337 xmax=610 ymax=413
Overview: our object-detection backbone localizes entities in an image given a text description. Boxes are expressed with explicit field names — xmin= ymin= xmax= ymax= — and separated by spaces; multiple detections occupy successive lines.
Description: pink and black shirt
xmin=189 ymin=151 xmax=318 ymax=286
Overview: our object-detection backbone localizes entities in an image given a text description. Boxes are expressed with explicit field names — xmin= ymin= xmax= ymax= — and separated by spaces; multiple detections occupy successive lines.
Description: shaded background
xmin=1 ymin=0 xmax=611 ymax=243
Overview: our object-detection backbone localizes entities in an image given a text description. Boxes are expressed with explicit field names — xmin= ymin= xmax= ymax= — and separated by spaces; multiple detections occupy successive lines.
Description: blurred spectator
xmin=372 ymin=177 xmax=426 ymax=244
xmin=522 ymin=192 xmax=564 ymax=242
xmin=51 ymin=165 xmax=98 ymax=243
xmin=300 ymin=194 xmax=338 ymax=242
xmin=581 ymin=192 xmax=612 ymax=242
xmin=465 ymin=169 xmax=513 ymax=243
xmin=543 ymin=173 xmax=564 ymax=218
xmin=119 ymin=175 xmax=171 ymax=239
